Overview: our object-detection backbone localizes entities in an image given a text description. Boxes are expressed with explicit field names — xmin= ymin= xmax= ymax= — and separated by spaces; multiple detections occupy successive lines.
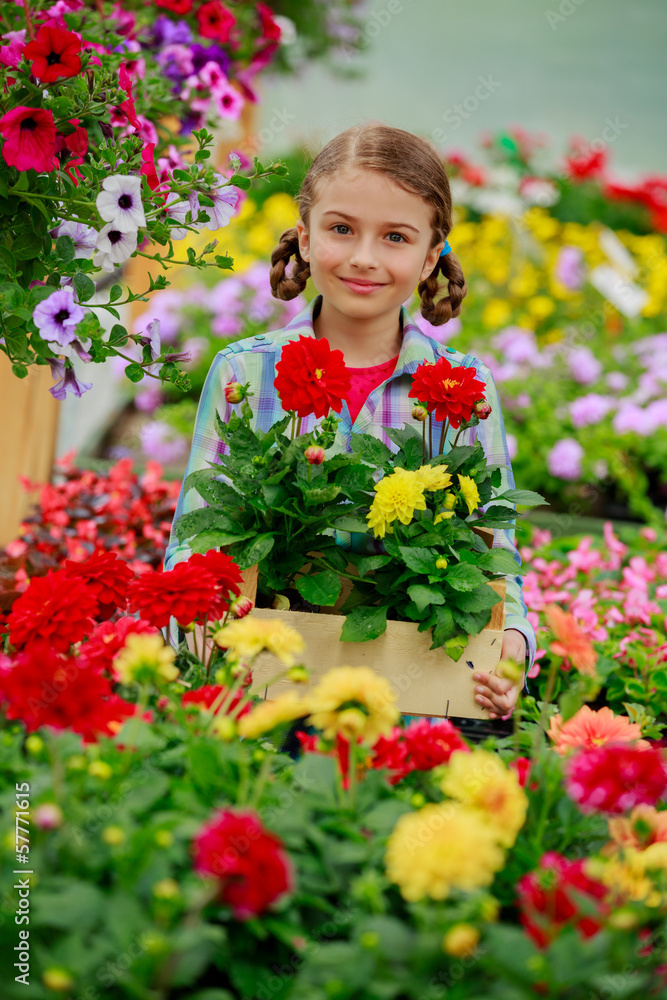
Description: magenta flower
xmin=568 ymin=347 xmax=602 ymax=386
xmin=33 ymin=287 xmax=85 ymax=347
xmin=555 ymin=246 xmax=585 ymax=291
xmin=569 ymin=393 xmax=615 ymax=428
xmin=548 ymin=438 xmax=584 ymax=480
xmin=49 ymin=363 xmax=93 ymax=400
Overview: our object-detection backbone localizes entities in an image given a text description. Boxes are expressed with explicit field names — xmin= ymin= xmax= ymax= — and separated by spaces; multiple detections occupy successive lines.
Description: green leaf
xmin=109 ymin=283 xmax=123 ymax=302
xmin=350 ymin=432 xmax=392 ymax=466
xmin=174 ymin=506 xmax=219 ymax=540
xmin=476 ymin=548 xmax=521 ymax=576
xmin=107 ymin=323 xmax=128 ymax=346
xmin=11 ymin=232 xmax=42 ymax=260
xmin=431 ymin=605 xmax=455 ymax=647
xmin=494 ymin=488 xmax=548 ymax=508
xmin=340 ymin=605 xmax=388 ymax=643
xmin=398 ymin=545 xmax=437 ymax=575
xmin=444 ymin=634 xmax=469 ymax=661
xmin=0 ymin=281 xmax=23 ymax=308
xmin=124 ymin=363 xmax=144 ymax=383
xmin=72 ymin=271 xmax=96 ymax=302
xmin=300 ymin=483 xmax=341 ymax=505
xmin=384 ymin=425 xmax=422 ymax=449
xmin=190 ymin=528 xmax=255 ymax=553
xmin=451 ymin=605 xmax=492 ymax=637
xmin=354 ymin=554 xmax=392 ymax=578
xmin=32 ymin=879 xmax=104 ymax=928
xmin=215 ymin=254 xmax=234 ymax=269
xmin=444 ymin=562 xmax=488 ymax=591
xmin=332 ymin=515 xmax=371 ymax=533
xmin=406 ymin=584 xmax=446 ymax=613
xmin=11 ymin=362 xmax=28 ymax=378
xmin=55 ymin=234 xmax=75 ymax=264
xmin=197 ymin=479 xmax=240 ymax=506
xmin=236 ymin=533 xmax=274 ymax=569
xmin=296 ymin=570 xmax=341 ymax=607
xmin=449 ymin=585 xmax=502 ymax=614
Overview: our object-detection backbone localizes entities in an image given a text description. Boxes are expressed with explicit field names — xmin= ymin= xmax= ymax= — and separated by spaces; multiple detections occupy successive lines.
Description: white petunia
xmin=96 ymin=174 xmax=146 ymax=231
xmin=203 ymin=181 xmax=240 ymax=232
xmin=93 ymin=224 xmax=138 ymax=272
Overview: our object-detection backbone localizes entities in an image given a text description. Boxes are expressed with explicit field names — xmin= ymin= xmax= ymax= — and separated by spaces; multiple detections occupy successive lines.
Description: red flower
xmin=80 ymin=616 xmax=158 ymax=674
xmin=564 ymin=139 xmax=607 ymax=182
xmin=116 ymin=63 xmax=141 ymax=131
xmin=510 ymin=756 xmax=532 ymax=788
xmin=127 ymin=561 xmax=220 ymax=628
xmin=408 ymin=357 xmax=486 ymax=428
xmin=182 ymin=684 xmax=251 ymax=718
xmin=64 ymin=550 xmax=134 ymax=618
xmin=7 ymin=569 xmax=98 ymax=652
xmin=23 ymin=25 xmax=81 ymax=83
xmin=140 ymin=142 xmax=162 ymax=194
xmin=257 ymin=2 xmax=282 ymax=41
xmin=296 ymin=730 xmax=320 ymax=753
xmin=370 ymin=719 xmax=469 ymax=783
xmin=192 ymin=808 xmax=292 ymax=919
xmin=0 ymin=643 xmax=136 ymax=741
xmin=189 ymin=550 xmax=243 ymax=619
xmin=57 ymin=118 xmax=88 ymax=185
xmin=0 ymin=106 xmax=57 ymax=173
xmin=274 ymin=335 xmax=352 ymax=419
xmin=196 ymin=1 xmax=236 ymax=42
xmin=565 ymin=743 xmax=667 ymax=815
xmin=517 ymin=851 xmax=608 ymax=948
xmin=156 ymin=0 xmax=192 ymax=13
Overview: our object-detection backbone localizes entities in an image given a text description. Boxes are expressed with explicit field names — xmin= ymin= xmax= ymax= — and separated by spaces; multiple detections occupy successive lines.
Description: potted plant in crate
xmin=174 ymin=335 xmax=546 ymax=717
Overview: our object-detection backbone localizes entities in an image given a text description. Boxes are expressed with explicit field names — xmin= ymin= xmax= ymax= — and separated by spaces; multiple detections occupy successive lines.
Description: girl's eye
xmin=331 ymin=224 xmax=350 ymax=235
xmin=387 ymin=232 xmax=407 ymax=243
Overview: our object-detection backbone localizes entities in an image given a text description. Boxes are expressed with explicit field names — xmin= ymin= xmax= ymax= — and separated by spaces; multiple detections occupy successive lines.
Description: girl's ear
xmin=421 ymin=242 xmax=445 ymax=281
xmin=296 ymin=219 xmax=310 ymax=263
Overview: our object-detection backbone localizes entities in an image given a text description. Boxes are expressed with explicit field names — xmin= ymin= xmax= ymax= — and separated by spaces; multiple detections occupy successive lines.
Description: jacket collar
xmin=276 ymin=294 xmax=440 ymax=378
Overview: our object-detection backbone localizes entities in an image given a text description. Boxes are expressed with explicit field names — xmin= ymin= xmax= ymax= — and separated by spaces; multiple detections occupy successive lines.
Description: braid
xmin=418 ymin=249 xmax=468 ymax=326
xmin=269 ymin=226 xmax=311 ymax=301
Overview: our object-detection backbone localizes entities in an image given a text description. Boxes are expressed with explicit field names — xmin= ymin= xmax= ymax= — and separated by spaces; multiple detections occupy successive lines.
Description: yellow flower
xmin=153 ymin=878 xmax=180 ymax=899
xmin=214 ymin=617 xmax=306 ymax=667
xmin=441 ymin=749 xmax=528 ymax=848
xmin=42 ymin=968 xmax=74 ymax=992
xmin=481 ymin=298 xmax=512 ymax=329
xmin=587 ymin=854 xmax=662 ymax=908
xmin=442 ymin=923 xmax=480 ymax=957
xmin=434 ymin=510 xmax=455 ymax=525
xmin=385 ymin=801 xmax=505 ymax=901
xmin=102 ymin=826 xmax=125 ymax=846
xmin=113 ymin=634 xmax=178 ymax=686
xmin=415 ymin=464 xmax=453 ymax=491
xmin=527 ymin=295 xmax=555 ymax=321
xmin=88 ymin=761 xmax=112 ymax=780
xmin=366 ymin=467 xmax=427 ymax=538
xmin=237 ymin=691 xmax=307 ymax=739
xmin=457 ymin=474 xmax=480 ymax=515
xmin=307 ymin=666 xmax=399 ymax=745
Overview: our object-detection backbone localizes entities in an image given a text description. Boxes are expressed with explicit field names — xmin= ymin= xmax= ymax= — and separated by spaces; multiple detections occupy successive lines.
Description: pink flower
xmin=0 ymin=29 xmax=26 ymax=68
xmin=569 ymin=393 xmax=615 ymax=428
xmin=603 ymin=522 xmax=628 ymax=570
xmin=548 ymin=438 xmax=583 ymax=480
xmin=567 ymin=537 xmax=603 ymax=573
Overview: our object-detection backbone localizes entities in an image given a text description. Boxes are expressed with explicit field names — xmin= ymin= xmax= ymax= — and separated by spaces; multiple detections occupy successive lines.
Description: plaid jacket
xmin=164 ymin=294 xmax=537 ymax=674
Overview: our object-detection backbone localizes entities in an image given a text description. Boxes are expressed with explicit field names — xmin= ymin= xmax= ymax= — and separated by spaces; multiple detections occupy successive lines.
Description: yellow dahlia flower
xmin=442 ymin=923 xmax=480 ymax=957
xmin=307 ymin=666 xmax=399 ymax=745
xmin=385 ymin=801 xmax=505 ymax=902
xmin=415 ymin=464 xmax=453 ymax=492
xmin=214 ymin=617 xmax=306 ymax=667
xmin=457 ymin=474 xmax=480 ymax=515
xmin=366 ymin=468 xmax=427 ymax=538
xmin=237 ymin=691 xmax=307 ymax=739
xmin=441 ymin=749 xmax=528 ymax=848
xmin=113 ymin=634 xmax=178 ymax=686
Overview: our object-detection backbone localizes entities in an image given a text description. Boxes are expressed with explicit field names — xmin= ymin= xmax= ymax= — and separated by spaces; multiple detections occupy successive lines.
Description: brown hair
xmin=269 ymin=122 xmax=467 ymax=326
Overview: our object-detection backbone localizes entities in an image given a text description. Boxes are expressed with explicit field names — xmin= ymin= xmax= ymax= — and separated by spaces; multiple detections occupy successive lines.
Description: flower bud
xmin=304 ymin=445 xmax=326 ymax=465
xmin=212 ymin=716 xmax=237 ymax=741
xmin=88 ymin=760 xmax=112 ymax=780
xmin=411 ymin=404 xmax=428 ymax=421
xmin=442 ymin=923 xmax=480 ymax=958
xmin=25 ymin=734 xmax=43 ymax=755
xmin=153 ymin=878 xmax=180 ymax=899
xmin=474 ymin=399 xmax=492 ymax=420
xmin=34 ymin=803 xmax=63 ymax=830
xmin=230 ymin=595 xmax=254 ymax=619
xmin=287 ymin=665 xmax=310 ymax=684
xmin=608 ymin=908 xmax=639 ymax=930
xmin=337 ymin=708 xmax=367 ymax=740
xmin=224 ymin=382 xmax=245 ymax=404
xmin=102 ymin=825 xmax=126 ymax=846
xmin=43 ymin=968 xmax=74 ymax=992
xmin=435 ymin=557 xmax=448 ymax=570
xmin=496 ymin=658 xmax=523 ymax=684
xmin=155 ymin=830 xmax=174 ymax=848
xmin=272 ymin=594 xmax=290 ymax=611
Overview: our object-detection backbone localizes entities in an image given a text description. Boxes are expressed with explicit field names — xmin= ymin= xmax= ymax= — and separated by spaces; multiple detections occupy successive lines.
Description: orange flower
xmin=608 ymin=805 xmax=667 ymax=851
xmin=548 ymin=705 xmax=649 ymax=757
xmin=544 ymin=604 xmax=598 ymax=676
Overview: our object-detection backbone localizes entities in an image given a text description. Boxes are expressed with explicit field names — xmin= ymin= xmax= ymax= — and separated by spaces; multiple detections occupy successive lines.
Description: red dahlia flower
xmin=7 ymin=569 xmax=98 ymax=652
xmin=370 ymin=718 xmax=469 ymax=783
xmin=0 ymin=643 xmax=136 ymax=741
xmin=196 ymin=1 xmax=236 ymax=43
xmin=127 ymin=561 xmax=219 ymax=628
xmin=189 ymin=550 xmax=243 ymax=619
xmin=0 ymin=106 xmax=57 ymax=173
xmin=193 ymin=808 xmax=292 ymax=919
xmin=64 ymin=550 xmax=134 ymax=618
xmin=80 ymin=616 xmax=158 ymax=675
xmin=517 ymin=851 xmax=608 ymax=949
xmin=23 ymin=25 xmax=81 ymax=83
xmin=565 ymin=743 xmax=667 ymax=815
xmin=274 ymin=335 xmax=352 ymax=419
xmin=182 ymin=684 xmax=251 ymax=718
xmin=408 ymin=357 xmax=486 ymax=428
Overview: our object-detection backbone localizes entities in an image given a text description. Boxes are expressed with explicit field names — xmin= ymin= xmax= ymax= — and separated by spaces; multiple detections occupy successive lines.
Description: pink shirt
xmin=346 ymin=355 xmax=399 ymax=423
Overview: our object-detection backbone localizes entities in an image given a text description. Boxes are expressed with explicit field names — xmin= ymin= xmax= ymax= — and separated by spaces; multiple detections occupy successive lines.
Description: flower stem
xmin=438 ymin=418 xmax=450 ymax=457
xmin=428 ymin=413 xmax=433 ymax=461
xmin=422 ymin=418 xmax=426 ymax=463
xmin=22 ymin=0 xmax=36 ymax=41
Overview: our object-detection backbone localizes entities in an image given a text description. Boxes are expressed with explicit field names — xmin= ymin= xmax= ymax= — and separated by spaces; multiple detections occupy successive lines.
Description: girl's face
xmin=296 ymin=167 xmax=444 ymax=321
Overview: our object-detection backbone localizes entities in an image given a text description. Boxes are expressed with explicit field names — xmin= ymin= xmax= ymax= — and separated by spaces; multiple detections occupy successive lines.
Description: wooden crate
xmin=194 ymin=526 xmax=507 ymax=720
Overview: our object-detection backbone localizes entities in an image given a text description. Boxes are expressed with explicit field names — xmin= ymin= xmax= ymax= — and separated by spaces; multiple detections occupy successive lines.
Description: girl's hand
xmin=472 ymin=628 xmax=526 ymax=720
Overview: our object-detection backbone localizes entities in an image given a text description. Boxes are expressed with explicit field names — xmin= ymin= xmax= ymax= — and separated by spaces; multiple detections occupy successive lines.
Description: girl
xmin=165 ymin=122 xmax=536 ymax=721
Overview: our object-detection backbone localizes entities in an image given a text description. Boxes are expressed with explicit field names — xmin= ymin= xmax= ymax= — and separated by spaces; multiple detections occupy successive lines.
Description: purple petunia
xmin=49 ymin=363 xmax=93 ymax=401
xmin=153 ymin=15 xmax=192 ymax=46
xmin=191 ymin=43 xmax=231 ymax=76
xmin=33 ymin=287 xmax=85 ymax=348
